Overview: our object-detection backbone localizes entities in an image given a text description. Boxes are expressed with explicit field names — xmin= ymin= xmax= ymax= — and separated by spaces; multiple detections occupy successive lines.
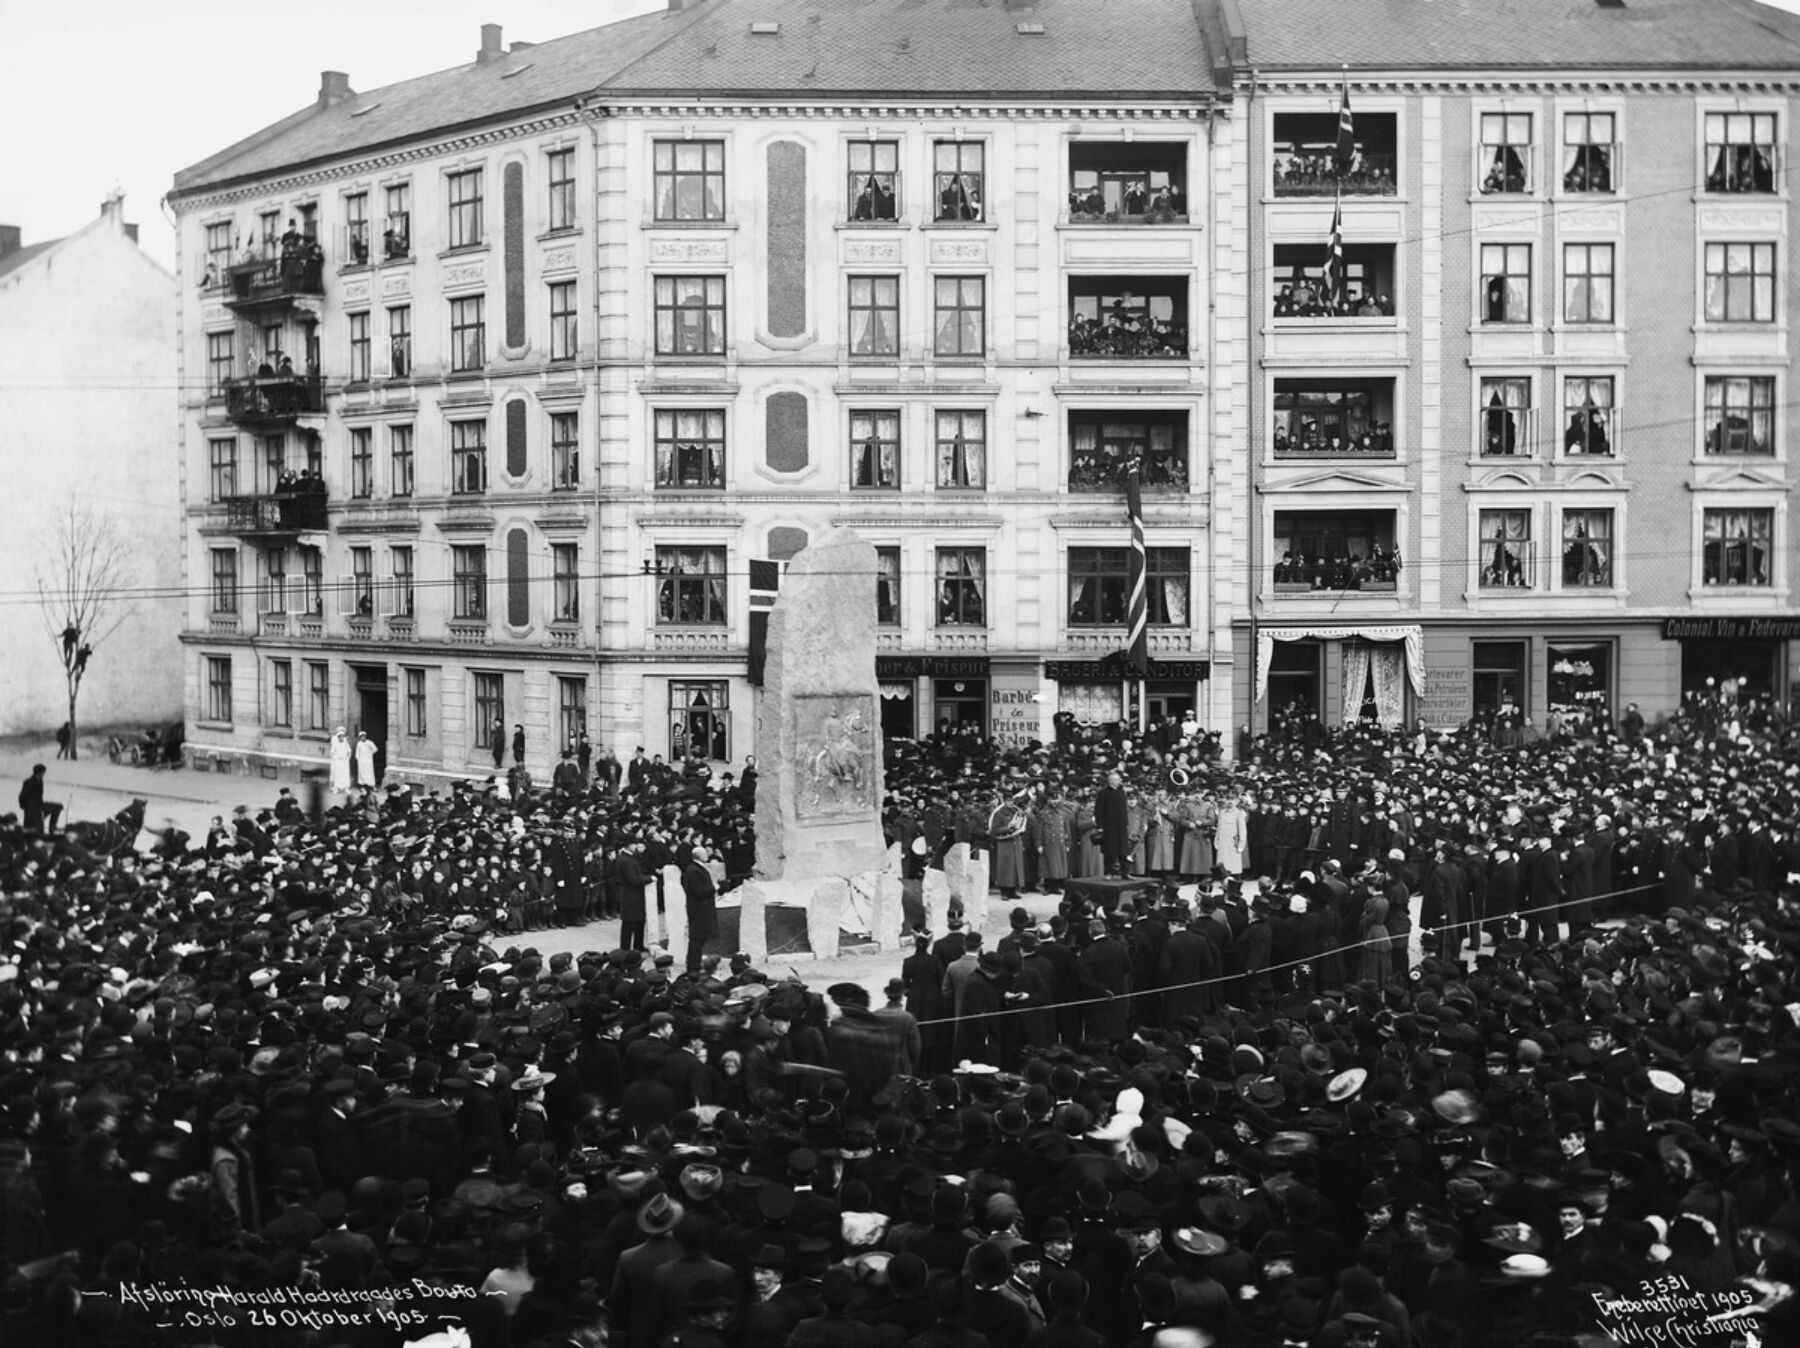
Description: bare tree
xmin=33 ymin=497 xmax=134 ymax=761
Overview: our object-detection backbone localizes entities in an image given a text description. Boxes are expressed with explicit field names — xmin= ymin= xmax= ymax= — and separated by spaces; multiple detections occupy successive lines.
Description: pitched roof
xmin=171 ymin=5 xmax=699 ymax=196
xmin=1240 ymin=0 xmax=1800 ymax=72
xmin=598 ymin=0 xmax=1217 ymax=99
xmin=0 ymin=239 xmax=61 ymax=283
xmin=173 ymin=0 xmax=1217 ymax=197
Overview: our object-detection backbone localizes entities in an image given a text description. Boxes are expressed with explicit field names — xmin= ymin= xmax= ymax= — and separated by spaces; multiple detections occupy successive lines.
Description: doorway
xmin=932 ymin=678 xmax=988 ymax=735
xmin=352 ymin=664 xmax=388 ymax=785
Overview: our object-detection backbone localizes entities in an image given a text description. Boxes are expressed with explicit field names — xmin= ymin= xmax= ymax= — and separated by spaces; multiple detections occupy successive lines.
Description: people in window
xmin=1565 ymin=407 xmax=1610 ymax=456
xmin=1273 ymin=149 xmax=1393 ymax=196
xmin=1273 ymin=279 xmax=1393 ymax=319
xmin=1482 ymin=145 xmax=1528 ymax=194
xmin=1707 ymin=145 xmax=1775 ymax=194
xmin=938 ymin=174 xmax=980 ymax=222
xmin=853 ymin=175 xmax=896 ymax=221
xmin=1485 ymin=394 xmax=1519 ymax=456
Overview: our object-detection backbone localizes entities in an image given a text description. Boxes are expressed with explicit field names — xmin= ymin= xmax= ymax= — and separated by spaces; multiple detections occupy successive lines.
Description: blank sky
xmin=6 ymin=0 xmax=1800 ymax=271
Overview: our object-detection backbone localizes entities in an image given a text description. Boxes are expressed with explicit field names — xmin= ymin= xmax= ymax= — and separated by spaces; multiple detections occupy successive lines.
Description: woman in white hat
xmin=328 ymin=727 xmax=352 ymax=796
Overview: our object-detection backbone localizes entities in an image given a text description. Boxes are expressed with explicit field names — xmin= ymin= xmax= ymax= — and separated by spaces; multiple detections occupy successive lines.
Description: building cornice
xmin=1245 ymin=74 xmax=1800 ymax=97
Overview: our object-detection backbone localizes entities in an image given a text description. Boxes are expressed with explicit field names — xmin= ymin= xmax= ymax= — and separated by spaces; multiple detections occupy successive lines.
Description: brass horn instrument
xmin=1169 ymin=766 xmax=1191 ymax=787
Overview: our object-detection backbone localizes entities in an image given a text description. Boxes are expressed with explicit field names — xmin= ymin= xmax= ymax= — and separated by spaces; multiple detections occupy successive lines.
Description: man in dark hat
xmin=1075 ymin=918 xmax=1133 ymax=1045
xmin=680 ymin=845 xmax=719 ymax=973
xmin=739 ymin=1243 xmax=807 ymax=1344
xmin=826 ymin=982 xmax=910 ymax=1105
xmin=1096 ymin=771 xmax=1132 ymax=877
xmin=611 ymin=1192 xmax=685 ymax=1348
xmin=872 ymin=976 xmax=922 ymax=1078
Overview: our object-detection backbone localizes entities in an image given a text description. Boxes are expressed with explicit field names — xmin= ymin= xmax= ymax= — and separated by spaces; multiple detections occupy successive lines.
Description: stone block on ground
xmin=872 ymin=867 xmax=905 ymax=950
xmin=737 ymin=882 xmax=768 ymax=963
xmin=922 ymin=868 xmax=951 ymax=937
xmin=661 ymin=865 xmax=687 ymax=954
xmin=807 ymin=878 xmax=848 ymax=959
xmin=963 ymin=853 xmax=991 ymax=934
xmin=944 ymin=843 xmax=972 ymax=910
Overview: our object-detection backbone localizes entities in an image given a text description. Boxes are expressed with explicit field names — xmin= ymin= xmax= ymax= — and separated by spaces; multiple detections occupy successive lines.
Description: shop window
xmin=1265 ymin=641 xmax=1321 ymax=722
xmin=1547 ymin=642 xmax=1611 ymax=726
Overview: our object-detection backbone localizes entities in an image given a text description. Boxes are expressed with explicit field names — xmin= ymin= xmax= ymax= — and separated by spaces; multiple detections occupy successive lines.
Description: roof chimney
xmin=100 ymin=189 xmax=126 ymax=222
xmin=318 ymin=71 xmax=354 ymax=108
xmin=0 ymin=226 xmax=20 ymax=261
xmin=478 ymin=23 xmax=503 ymax=63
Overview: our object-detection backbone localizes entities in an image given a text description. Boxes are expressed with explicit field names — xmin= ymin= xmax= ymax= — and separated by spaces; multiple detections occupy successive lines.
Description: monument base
xmin=725 ymin=860 xmax=905 ymax=963
xmin=1062 ymin=876 xmax=1162 ymax=913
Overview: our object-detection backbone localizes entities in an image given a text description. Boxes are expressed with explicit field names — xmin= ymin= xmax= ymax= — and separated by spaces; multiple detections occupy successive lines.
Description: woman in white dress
xmin=1214 ymin=793 xmax=1248 ymax=877
xmin=328 ymin=727 xmax=352 ymax=795
xmin=353 ymin=730 xmax=377 ymax=791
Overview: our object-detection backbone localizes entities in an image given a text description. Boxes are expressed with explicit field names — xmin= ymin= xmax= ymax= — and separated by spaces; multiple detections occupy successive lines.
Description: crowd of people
xmin=4 ymin=689 xmax=1800 ymax=1347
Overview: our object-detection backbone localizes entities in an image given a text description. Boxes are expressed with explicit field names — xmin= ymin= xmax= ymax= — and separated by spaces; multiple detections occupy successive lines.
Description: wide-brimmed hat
xmin=1327 ymin=1068 xmax=1367 ymax=1103
xmin=637 ymin=1192 xmax=685 ymax=1235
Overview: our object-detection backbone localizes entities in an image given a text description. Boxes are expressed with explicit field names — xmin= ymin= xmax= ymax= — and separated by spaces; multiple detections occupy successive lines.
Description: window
xmin=384 ymin=182 xmax=411 ymax=258
xmin=1704 ymin=243 xmax=1776 ymax=323
xmin=1479 ymin=509 xmax=1534 ymax=588
xmin=451 ymin=420 xmax=487 ymax=494
xmin=347 ymin=311 xmax=371 ymax=381
xmin=450 ymin=294 xmax=486 ymax=371
xmin=656 ymin=546 xmax=727 ymax=625
xmin=271 ymin=660 xmax=293 ymax=728
xmin=849 ymin=141 xmax=899 ymax=220
xmin=933 ymin=276 xmax=985 ymax=357
xmin=1480 ymin=378 xmax=1532 ymax=457
xmin=1563 ymin=377 xmax=1615 ymax=456
xmin=390 ymin=545 xmax=414 ymax=618
xmin=1271 ymin=111 xmax=1399 ymax=197
xmin=1069 ymin=412 xmax=1188 ymax=490
xmin=1704 ymin=376 xmax=1775 ymax=455
xmin=1068 ymin=277 xmax=1188 ymax=357
xmin=851 ymin=410 xmax=900 ymax=489
xmin=388 ymin=305 xmax=411 ymax=378
xmin=258 ymin=210 xmax=280 ymax=255
xmin=300 ymin=548 xmax=324 ymax=615
xmin=404 ymin=668 xmax=427 ymax=737
xmin=848 ymin=276 xmax=900 ymax=356
xmin=654 ymin=276 xmax=726 ymax=356
xmin=549 ymin=280 xmax=577 ymax=361
xmin=1271 ymin=511 xmax=1401 ymax=590
xmin=447 ymin=169 xmax=483 ymax=248
xmin=349 ymin=546 xmax=374 ymax=616
xmin=1481 ymin=243 xmax=1532 ymax=323
xmin=1272 ymin=383 xmax=1395 ymax=458
xmin=547 ymin=147 xmax=576 ymax=231
xmin=204 ymin=220 xmax=233 ymax=285
xmin=1068 ymin=141 xmax=1189 ymax=219
xmin=1067 ymin=547 xmax=1189 ymax=626
xmin=877 ymin=546 xmax=902 ymax=626
xmin=306 ymin=661 xmax=329 ymax=730
xmin=654 ymin=410 xmax=725 ymax=488
xmin=1479 ymin=113 xmax=1533 ymax=193
xmin=1560 ymin=509 xmax=1614 ymax=587
xmin=935 ymin=547 xmax=987 ymax=626
xmin=933 ymin=142 xmax=985 ymax=221
xmin=653 ymin=140 xmax=726 ymax=222
xmin=1703 ymin=508 xmax=1774 ymax=586
xmin=552 ymin=543 xmax=580 ymax=622
xmin=390 ymin=424 xmax=415 ymax=496
xmin=206 ymin=657 xmax=233 ymax=723
xmin=1272 ymin=245 xmax=1396 ymax=317
xmin=1563 ymin=113 xmax=1616 ymax=193
xmin=1562 ymin=243 xmax=1614 ymax=324
xmin=559 ymin=676 xmax=588 ymax=750
xmin=670 ymin=681 xmax=729 ymax=761
xmin=260 ymin=548 xmax=287 ymax=613
xmin=551 ymin=411 xmax=580 ymax=489
xmin=207 ymin=332 xmax=235 ymax=395
xmin=452 ymin=545 xmax=488 ymax=620
xmin=210 ymin=548 xmax=238 ymax=613
xmin=1473 ymin=641 xmax=1528 ymax=721
xmin=1548 ymin=642 xmax=1611 ymax=723
xmin=343 ymin=192 xmax=370 ymax=266
xmin=209 ymin=438 xmax=238 ymax=501
xmin=349 ymin=427 xmax=373 ymax=498
xmin=935 ymin=410 xmax=987 ymax=489
xmin=1705 ymin=113 xmax=1777 ymax=194
xmin=473 ymin=673 xmax=504 ymax=748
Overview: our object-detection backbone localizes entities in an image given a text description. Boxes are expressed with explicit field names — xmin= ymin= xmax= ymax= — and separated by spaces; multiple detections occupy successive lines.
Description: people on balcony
xmin=1273 ymin=283 xmax=1393 ymax=318
xmin=1067 ymin=449 xmax=1187 ymax=491
xmin=1272 ymin=150 xmax=1393 ymax=194
xmin=1272 ymin=546 xmax=1402 ymax=590
xmin=1272 ymin=421 xmax=1393 ymax=457
xmin=1067 ymin=178 xmax=1186 ymax=222
xmin=1068 ymin=305 xmax=1187 ymax=358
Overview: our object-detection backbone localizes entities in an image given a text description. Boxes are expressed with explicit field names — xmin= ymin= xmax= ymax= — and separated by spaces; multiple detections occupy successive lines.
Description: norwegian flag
xmin=1322 ymin=189 xmax=1345 ymax=306
xmin=1124 ymin=463 xmax=1148 ymax=679
xmin=1334 ymin=73 xmax=1356 ymax=178
xmin=747 ymin=559 xmax=780 ymax=686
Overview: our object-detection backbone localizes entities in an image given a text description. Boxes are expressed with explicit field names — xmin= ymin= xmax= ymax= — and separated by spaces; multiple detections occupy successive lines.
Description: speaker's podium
xmin=1062 ymin=876 xmax=1161 ymax=913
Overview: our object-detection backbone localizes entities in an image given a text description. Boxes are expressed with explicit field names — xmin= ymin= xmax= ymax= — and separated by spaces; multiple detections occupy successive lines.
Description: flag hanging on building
xmin=1322 ymin=189 xmax=1345 ymax=305
xmin=1334 ymin=71 xmax=1356 ymax=178
xmin=747 ymin=559 xmax=781 ymax=686
xmin=1124 ymin=462 xmax=1149 ymax=678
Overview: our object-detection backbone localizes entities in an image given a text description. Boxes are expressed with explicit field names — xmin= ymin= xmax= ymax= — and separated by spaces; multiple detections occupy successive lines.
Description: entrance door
xmin=352 ymin=664 xmax=388 ymax=785
xmin=1145 ymin=680 xmax=1196 ymax=722
xmin=933 ymin=678 xmax=988 ymax=735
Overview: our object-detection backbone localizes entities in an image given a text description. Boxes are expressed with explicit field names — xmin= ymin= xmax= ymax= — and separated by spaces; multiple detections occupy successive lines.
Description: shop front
xmin=875 ymin=656 xmax=991 ymax=739
xmin=1044 ymin=655 xmax=1211 ymax=732
xmin=1664 ymin=617 xmax=1800 ymax=700
xmin=1253 ymin=625 xmax=1423 ymax=730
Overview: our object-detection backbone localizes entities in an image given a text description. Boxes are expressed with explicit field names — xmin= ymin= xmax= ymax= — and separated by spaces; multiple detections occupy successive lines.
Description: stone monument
xmin=729 ymin=528 xmax=903 ymax=956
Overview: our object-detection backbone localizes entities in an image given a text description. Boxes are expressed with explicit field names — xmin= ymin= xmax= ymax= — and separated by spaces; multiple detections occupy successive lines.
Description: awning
xmin=878 ymin=682 xmax=913 ymax=701
xmin=1255 ymin=625 xmax=1424 ymax=703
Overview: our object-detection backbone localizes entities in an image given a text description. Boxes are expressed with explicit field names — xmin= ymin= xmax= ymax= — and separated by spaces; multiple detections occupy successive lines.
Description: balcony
xmin=224 ymin=375 xmax=326 ymax=427
xmin=1060 ymin=629 xmax=1194 ymax=656
xmin=653 ymin=628 xmax=732 ymax=653
xmin=221 ymin=489 xmax=329 ymax=537
xmin=1068 ymin=413 xmax=1190 ymax=493
xmin=1068 ymin=143 xmax=1189 ymax=224
xmin=1271 ymin=112 xmax=1399 ymax=198
xmin=223 ymin=243 xmax=326 ymax=310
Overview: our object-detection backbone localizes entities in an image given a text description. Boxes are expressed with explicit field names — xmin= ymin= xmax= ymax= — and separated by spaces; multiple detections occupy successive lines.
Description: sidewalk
xmin=1 ymin=736 xmax=288 ymax=840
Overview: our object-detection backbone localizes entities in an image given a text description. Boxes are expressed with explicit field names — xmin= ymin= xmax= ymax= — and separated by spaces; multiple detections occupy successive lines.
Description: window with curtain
xmin=876 ymin=546 xmax=902 ymax=625
xmin=1480 ymin=377 xmax=1531 ymax=456
xmin=1703 ymin=508 xmax=1774 ymax=586
xmin=933 ymin=276 xmax=985 ymax=356
xmin=1705 ymin=113 xmax=1777 ymax=194
xmin=1479 ymin=113 xmax=1533 ymax=193
xmin=1704 ymin=376 xmax=1775 ymax=455
xmin=654 ymin=409 xmax=726 ymax=488
xmin=1479 ymin=509 xmax=1533 ymax=589
xmin=1563 ymin=377 xmax=1614 ymax=456
xmin=936 ymin=547 xmax=986 ymax=626
xmin=654 ymin=140 xmax=726 ymax=221
xmin=656 ymin=545 xmax=727 ymax=625
xmin=1481 ymin=243 xmax=1532 ymax=323
xmin=1704 ymin=243 xmax=1776 ymax=323
xmin=1562 ymin=112 xmax=1615 ymax=193
xmin=935 ymin=410 xmax=986 ymax=488
xmin=848 ymin=276 xmax=899 ymax=356
xmin=851 ymin=411 xmax=900 ymax=489
xmin=1560 ymin=509 xmax=1614 ymax=587
xmin=1562 ymin=243 xmax=1614 ymax=324
xmin=1066 ymin=547 xmax=1189 ymax=625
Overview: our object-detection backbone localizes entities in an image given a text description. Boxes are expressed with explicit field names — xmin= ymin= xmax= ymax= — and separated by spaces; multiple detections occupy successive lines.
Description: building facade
xmin=0 ymin=195 xmax=182 ymax=737
xmin=1227 ymin=0 xmax=1800 ymax=736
